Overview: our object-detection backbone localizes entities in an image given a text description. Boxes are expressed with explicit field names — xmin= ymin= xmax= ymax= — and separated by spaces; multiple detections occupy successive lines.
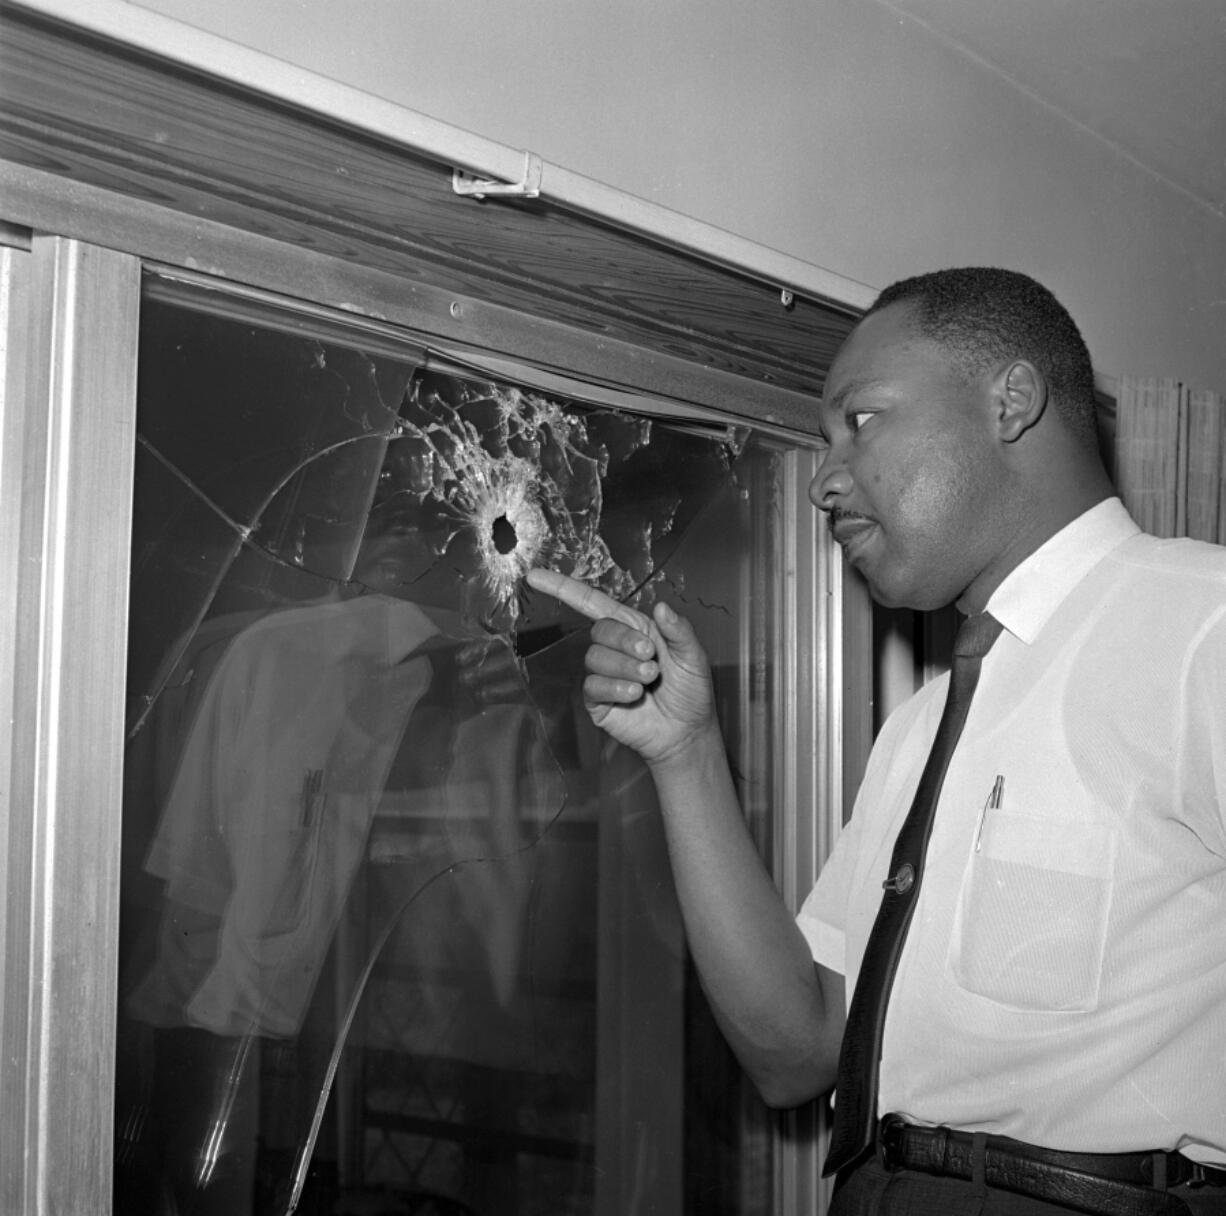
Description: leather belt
xmin=877 ymin=1115 xmax=1226 ymax=1216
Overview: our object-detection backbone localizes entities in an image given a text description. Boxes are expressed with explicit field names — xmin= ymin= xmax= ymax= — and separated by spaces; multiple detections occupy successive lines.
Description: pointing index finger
xmin=526 ymin=568 xmax=650 ymax=630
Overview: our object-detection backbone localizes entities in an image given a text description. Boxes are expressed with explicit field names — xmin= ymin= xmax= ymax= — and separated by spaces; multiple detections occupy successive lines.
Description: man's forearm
xmin=647 ymin=723 xmax=844 ymax=1107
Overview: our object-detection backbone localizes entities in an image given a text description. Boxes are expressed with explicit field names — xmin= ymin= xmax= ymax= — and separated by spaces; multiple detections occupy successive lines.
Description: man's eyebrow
xmin=824 ymin=377 xmax=884 ymax=413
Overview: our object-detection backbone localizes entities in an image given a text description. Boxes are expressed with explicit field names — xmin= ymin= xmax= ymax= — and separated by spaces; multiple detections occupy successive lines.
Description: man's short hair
xmin=867 ymin=267 xmax=1100 ymax=450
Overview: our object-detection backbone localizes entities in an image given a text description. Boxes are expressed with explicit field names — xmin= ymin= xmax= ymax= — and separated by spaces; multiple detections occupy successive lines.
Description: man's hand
xmin=525 ymin=568 xmax=716 ymax=767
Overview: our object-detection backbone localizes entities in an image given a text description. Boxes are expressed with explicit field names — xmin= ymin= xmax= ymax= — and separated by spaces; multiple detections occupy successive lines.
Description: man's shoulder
xmin=1112 ymin=530 xmax=1226 ymax=572
xmin=1091 ymin=534 xmax=1226 ymax=662
xmin=1105 ymin=532 xmax=1226 ymax=598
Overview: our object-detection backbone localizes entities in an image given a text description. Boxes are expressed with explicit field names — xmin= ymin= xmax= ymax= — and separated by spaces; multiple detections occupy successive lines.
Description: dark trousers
xmin=828 ymin=1155 xmax=1226 ymax=1216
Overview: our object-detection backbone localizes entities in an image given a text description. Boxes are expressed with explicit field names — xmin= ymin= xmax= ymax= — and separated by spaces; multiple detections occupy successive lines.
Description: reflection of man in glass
xmin=117 ymin=492 xmax=555 ymax=1214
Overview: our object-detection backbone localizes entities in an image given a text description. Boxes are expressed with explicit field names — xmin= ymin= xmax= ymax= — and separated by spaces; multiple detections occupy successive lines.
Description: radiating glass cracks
xmin=366 ymin=372 xmax=654 ymax=634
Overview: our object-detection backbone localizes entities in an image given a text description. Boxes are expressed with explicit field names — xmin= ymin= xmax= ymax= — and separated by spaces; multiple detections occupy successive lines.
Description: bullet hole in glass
xmin=491 ymin=514 xmax=518 ymax=555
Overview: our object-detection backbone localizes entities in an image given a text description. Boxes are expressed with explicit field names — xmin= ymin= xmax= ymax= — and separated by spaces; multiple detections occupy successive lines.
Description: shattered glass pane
xmin=116 ymin=289 xmax=796 ymax=1215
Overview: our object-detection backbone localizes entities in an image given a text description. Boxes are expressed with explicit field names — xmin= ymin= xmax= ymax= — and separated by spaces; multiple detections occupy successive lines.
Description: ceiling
xmin=881 ymin=0 xmax=1226 ymax=217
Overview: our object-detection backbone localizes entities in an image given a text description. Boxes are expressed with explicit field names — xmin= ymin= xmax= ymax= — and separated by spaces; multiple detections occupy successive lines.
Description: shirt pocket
xmin=948 ymin=812 xmax=1116 ymax=1012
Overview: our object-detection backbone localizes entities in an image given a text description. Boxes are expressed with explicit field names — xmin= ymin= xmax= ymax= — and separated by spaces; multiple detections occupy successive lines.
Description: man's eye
xmin=850 ymin=411 xmax=874 ymax=431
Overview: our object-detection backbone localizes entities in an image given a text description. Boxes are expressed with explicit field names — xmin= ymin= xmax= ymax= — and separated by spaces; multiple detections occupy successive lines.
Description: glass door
xmin=114 ymin=275 xmax=831 ymax=1216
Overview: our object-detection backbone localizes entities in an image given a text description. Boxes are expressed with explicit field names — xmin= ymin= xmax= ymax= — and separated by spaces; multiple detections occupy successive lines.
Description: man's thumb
xmin=653 ymin=599 xmax=697 ymax=654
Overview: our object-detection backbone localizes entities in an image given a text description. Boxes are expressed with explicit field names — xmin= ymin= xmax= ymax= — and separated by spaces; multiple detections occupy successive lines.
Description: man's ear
xmin=993 ymin=359 xmax=1047 ymax=442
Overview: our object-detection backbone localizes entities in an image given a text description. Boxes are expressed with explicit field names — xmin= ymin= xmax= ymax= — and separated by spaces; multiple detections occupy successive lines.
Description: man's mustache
xmin=826 ymin=507 xmax=874 ymax=532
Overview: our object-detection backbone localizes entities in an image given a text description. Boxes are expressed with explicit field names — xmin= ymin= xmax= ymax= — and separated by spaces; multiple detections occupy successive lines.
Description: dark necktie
xmin=823 ymin=610 xmax=1004 ymax=1177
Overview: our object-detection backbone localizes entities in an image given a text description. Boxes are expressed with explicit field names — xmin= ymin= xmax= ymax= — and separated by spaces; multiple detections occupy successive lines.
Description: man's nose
xmin=808 ymin=456 xmax=853 ymax=511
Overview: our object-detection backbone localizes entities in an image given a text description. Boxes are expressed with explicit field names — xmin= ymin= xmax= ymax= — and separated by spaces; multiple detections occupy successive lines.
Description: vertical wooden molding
xmin=1 ymin=237 xmax=139 ymax=1214
xmin=0 ymin=243 xmax=32 ymax=1066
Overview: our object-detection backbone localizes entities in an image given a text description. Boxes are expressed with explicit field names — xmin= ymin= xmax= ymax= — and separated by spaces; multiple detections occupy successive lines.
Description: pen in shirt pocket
xmin=974 ymin=774 xmax=1005 ymax=852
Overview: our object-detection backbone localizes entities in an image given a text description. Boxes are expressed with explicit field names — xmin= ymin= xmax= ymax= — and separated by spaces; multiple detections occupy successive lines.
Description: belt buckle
xmin=876 ymin=1115 xmax=905 ymax=1171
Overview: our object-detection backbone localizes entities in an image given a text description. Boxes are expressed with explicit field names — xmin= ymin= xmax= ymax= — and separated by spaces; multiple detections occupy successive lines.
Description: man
xmin=527 ymin=267 xmax=1226 ymax=1215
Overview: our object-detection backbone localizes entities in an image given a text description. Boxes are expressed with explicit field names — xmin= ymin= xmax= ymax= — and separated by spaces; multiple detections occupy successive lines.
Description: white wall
xmin=122 ymin=0 xmax=1226 ymax=391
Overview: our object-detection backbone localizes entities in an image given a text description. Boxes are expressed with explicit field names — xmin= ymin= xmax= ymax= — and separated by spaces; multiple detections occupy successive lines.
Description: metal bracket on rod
xmin=452 ymin=151 xmax=544 ymax=200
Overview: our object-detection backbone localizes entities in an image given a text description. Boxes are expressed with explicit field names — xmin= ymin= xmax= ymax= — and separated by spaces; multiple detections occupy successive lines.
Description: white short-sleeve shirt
xmin=797 ymin=498 xmax=1226 ymax=1166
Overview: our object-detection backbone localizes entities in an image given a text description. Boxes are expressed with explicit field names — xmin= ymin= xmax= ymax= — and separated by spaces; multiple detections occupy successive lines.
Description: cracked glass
xmin=116 ymin=286 xmax=797 ymax=1216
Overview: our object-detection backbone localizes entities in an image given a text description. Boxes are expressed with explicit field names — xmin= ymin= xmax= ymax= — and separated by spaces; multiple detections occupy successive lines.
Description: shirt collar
xmin=985 ymin=497 xmax=1139 ymax=645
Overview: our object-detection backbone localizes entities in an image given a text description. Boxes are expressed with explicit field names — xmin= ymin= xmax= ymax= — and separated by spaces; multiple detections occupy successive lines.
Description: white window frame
xmin=0 ymin=234 xmax=139 ymax=1212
